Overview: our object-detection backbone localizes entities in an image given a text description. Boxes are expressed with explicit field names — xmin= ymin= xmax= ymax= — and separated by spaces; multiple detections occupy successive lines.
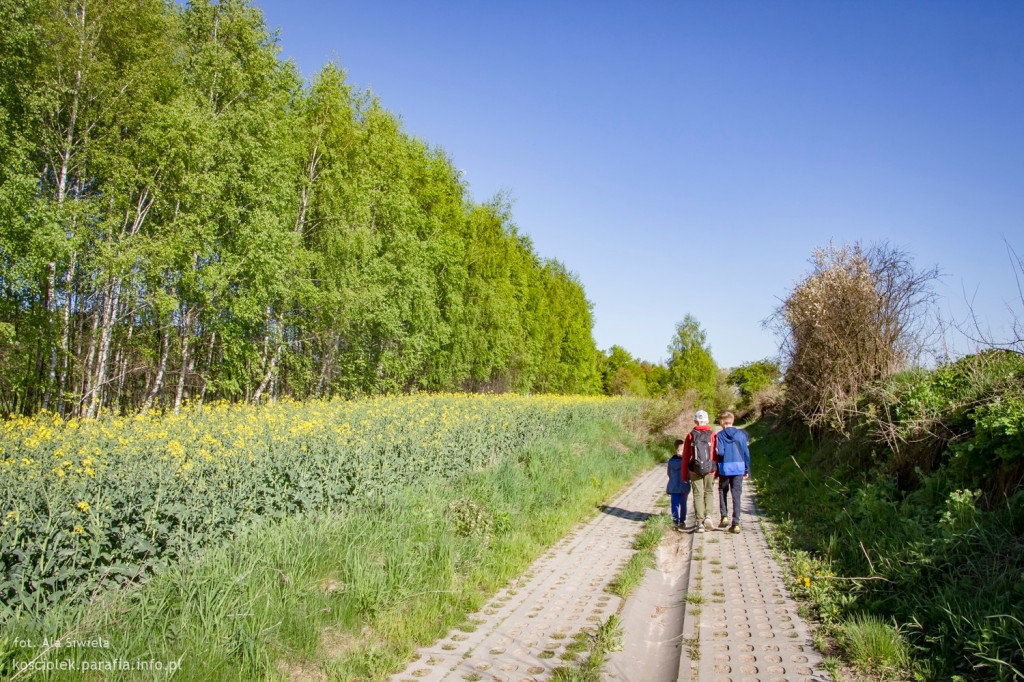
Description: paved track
xmin=676 ymin=480 xmax=831 ymax=682
xmin=391 ymin=467 xmax=832 ymax=682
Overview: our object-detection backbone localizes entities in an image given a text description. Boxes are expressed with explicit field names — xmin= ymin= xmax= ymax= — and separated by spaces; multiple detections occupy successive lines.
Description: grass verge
xmin=607 ymin=513 xmax=671 ymax=598
xmin=749 ymin=417 xmax=1024 ymax=681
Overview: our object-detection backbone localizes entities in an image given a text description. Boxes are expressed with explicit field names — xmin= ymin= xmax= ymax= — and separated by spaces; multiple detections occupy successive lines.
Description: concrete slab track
xmin=391 ymin=467 xmax=832 ymax=682
xmin=674 ymin=482 xmax=831 ymax=682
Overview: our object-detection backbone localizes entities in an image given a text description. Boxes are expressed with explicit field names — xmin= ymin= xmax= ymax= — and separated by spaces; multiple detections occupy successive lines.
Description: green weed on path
xmin=553 ymin=485 xmax=671 ymax=680
xmin=0 ymin=417 xmax=661 ymax=681
xmin=608 ymin=513 xmax=671 ymax=598
xmin=550 ymin=615 xmax=623 ymax=682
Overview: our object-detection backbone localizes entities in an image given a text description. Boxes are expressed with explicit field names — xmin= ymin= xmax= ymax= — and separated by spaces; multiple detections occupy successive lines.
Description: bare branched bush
xmin=746 ymin=383 xmax=784 ymax=421
xmin=771 ymin=242 xmax=940 ymax=428
xmin=958 ymin=241 xmax=1024 ymax=355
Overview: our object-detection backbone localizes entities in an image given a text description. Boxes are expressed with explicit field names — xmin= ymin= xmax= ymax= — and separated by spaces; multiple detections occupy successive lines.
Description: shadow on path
xmin=599 ymin=505 xmax=653 ymax=523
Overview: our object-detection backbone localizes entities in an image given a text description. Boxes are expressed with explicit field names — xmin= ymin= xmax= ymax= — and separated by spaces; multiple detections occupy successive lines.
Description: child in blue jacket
xmin=716 ymin=411 xmax=751 ymax=533
xmin=667 ymin=438 xmax=691 ymax=529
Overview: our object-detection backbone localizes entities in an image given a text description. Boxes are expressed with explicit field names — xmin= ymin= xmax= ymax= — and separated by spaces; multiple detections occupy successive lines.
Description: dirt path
xmin=391 ymin=466 xmax=833 ymax=682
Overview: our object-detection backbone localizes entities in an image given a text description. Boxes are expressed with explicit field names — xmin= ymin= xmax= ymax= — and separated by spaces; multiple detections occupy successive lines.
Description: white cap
xmin=694 ymin=410 xmax=709 ymax=423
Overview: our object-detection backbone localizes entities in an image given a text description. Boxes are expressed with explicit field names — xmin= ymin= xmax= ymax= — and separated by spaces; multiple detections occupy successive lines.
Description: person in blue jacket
xmin=666 ymin=438 xmax=691 ymax=529
xmin=715 ymin=411 xmax=751 ymax=533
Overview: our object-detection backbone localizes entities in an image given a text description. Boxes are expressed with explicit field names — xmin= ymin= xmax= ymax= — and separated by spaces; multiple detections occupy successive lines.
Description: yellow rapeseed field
xmin=0 ymin=394 xmax=639 ymax=621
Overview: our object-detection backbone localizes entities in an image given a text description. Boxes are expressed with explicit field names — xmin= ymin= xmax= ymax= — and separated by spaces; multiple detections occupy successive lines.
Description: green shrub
xmin=750 ymin=413 xmax=1024 ymax=681
xmin=832 ymin=350 xmax=1024 ymax=494
xmin=727 ymin=359 xmax=782 ymax=404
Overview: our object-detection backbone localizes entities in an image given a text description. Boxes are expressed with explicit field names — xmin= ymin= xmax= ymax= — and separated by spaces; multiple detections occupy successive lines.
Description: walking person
xmin=684 ymin=410 xmax=717 ymax=533
xmin=666 ymin=438 xmax=691 ymax=529
xmin=715 ymin=411 xmax=750 ymax=533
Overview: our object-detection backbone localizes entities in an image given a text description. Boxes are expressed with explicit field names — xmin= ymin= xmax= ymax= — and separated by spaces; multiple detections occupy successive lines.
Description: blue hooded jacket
xmin=666 ymin=455 xmax=691 ymax=494
xmin=715 ymin=427 xmax=751 ymax=477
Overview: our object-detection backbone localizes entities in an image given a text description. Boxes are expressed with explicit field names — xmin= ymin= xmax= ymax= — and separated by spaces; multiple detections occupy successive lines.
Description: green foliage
xmin=550 ymin=614 xmax=623 ymax=682
xmin=601 ymin=345 xmax=649 ymax=396
xmin=643 ymin=362 xmax=671 ymax=396
xmin=446 ymin=497 xmax=494 ymax=539
xmin=968 ymin=396 xmax=1024 ymax=464
xmin=712 ymin=368 xmax=740 ymax=414
xmin=727 ymin=359 xmax=781 ymax=403
xmin=597 ymin=347 xmax=676 ymax=398
xmin=666 ymin=315 xmax=717 ymax=403
xmin=751 ymin=411 xmax=1024 ymax=681
xmin=841 ymin=613 xmax=912 ymax=679
xmin=845 ymin=350 xmax=1024 ymax=496
xmin=0 ymin=0 xmax=602 ymax=416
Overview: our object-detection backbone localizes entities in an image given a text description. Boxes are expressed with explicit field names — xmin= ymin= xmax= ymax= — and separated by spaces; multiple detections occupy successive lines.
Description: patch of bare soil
xmin=276 ymin=658 xmax=327 ymax=682
xmin=276 ymin=623 xmax=372 ymax=681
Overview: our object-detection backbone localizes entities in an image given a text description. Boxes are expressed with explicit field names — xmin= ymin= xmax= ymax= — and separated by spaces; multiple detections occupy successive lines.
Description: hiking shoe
xmin=696 ymin=526 xmax=705 ymax=533
xmin=703 ymin=518 xmax=714 ymax=531
xmin=720 ymin=516 xmax=730 ymax=527
xmin=730 ymin=524 xmax=741 ymax=534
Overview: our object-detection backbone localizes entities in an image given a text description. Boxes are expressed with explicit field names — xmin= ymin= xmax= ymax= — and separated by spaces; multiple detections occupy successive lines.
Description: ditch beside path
xmin=390 ymin=466 xmax=831 ymax=682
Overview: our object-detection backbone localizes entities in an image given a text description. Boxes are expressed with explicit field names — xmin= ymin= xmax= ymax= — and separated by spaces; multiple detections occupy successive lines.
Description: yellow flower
xmin=803 ymin=577 xmax=811 ymax=588
xmin=73 ymin=525 xmax=85 ymax=534
xmin=76 ymin=501 xmax=90 ymax=513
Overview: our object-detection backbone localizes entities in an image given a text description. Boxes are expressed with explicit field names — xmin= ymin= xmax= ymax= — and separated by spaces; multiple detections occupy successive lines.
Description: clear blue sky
xmin=254 ymin=0 xmax=1024 ymax=369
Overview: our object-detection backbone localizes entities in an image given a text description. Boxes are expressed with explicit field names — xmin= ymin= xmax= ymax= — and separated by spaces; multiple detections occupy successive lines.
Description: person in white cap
xmin=683 ymin=409 xmax=717 ymax=532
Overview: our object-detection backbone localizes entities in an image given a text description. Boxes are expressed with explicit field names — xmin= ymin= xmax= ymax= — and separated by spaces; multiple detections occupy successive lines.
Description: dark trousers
xmin=718 ymin=475 xmax=743 ymax=525
xmin=670 ymin=491 xmax=689 ymax=525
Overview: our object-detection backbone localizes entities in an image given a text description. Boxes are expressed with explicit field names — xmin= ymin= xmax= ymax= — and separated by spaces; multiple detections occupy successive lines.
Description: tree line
xmin=599 ymin=314 xmax=782 ymax=419
xmin=0 ymin=0 xmax=604 ymax=417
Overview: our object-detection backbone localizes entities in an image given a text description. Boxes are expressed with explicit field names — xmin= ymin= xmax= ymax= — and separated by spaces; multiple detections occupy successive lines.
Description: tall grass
xmin=0 ymin=394 xmax=640 ymax=623
xmin=1 ymin=417 xmax=661 ymax=680
xmin=841 ymin=613 xmax=911 ymax=679
xmin=751 ymin=418 xmax=1024 ymax=681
